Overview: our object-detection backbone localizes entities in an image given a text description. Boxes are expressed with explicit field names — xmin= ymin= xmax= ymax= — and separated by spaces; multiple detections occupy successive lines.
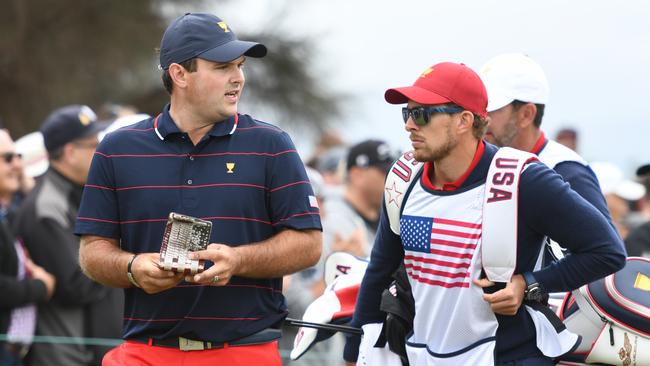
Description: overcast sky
xmin=217 ymin=0 xmax=650 ymax=175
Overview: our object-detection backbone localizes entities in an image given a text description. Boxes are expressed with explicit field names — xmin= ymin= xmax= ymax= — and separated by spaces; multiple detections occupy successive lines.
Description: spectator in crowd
xmin=323 ymin=140 xmax=397 ymax=259
xmin=625 ymin=163 xmax=650 ymax=257
xmin=590 ymin=161 xmax=645 ymax=240
xmin=0 ymin=129 xmax=56 ymax=366
xmin=13 ymin=105 xmax=122 ymax=366
xmin=554 ymin=127 xmax=578 ymax=152
xmin=306 ymin=130 xmax=345 ymax=171
xmin=632 ymin=163 xmax=650 ymax=221
xmin=0 ymin=129 xmax=42 ymax=224
xmin=75 ymin=12 xmax=321 ymax=366
xmin=316 ymin=146 xmax=347 ymax=196
xmin=14 ymin=131 xmax=48 ymax=183
xmin=0 ymin=131 xmax=23 ymax=223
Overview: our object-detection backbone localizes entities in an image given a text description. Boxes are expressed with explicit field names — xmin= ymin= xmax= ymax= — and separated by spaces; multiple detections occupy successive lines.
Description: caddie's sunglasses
xmin=402 ymin=106 xmax=464 ymax=126
xmin=1 ymin=152 xmax=21 ymax=164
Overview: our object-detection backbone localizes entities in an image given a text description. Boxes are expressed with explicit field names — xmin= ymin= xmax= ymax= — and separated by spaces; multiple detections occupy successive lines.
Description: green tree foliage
xmin=0 ymin=0 xmax=340 ymax=137
xmin=240 ymin=32 xmax=342 ymax=131
xmin=0 ymin=0 xmax=165 ymax=136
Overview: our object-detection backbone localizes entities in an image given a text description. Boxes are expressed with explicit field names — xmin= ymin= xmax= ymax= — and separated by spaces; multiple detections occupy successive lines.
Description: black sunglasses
xmin=402 ymin=106 xmax=464 ymax=126
xmin=1 ymin=152 xmax=22 ymax=164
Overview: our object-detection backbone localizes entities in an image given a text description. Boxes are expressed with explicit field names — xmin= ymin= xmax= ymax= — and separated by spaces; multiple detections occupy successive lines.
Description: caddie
xmin=343 ymin=62 xmax=626 ymax=366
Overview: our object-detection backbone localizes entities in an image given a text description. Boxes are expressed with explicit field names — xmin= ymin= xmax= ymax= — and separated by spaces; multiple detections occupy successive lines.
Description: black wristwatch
xmin=522 ymin=272 xmax=545 ymax=302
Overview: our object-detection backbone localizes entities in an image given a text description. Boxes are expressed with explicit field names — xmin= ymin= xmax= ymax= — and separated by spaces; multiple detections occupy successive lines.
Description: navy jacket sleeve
xmin=554 ymin=161 xmax=619 ymax=234
xmin=0 ymin=221 xmax=49 ymax=309
xmin=343 ymin=202 xmax=403 ymax=362
xmin=520 ymin=163 xmax=626 ymax=292
xmin=0 ymin=278 xmax=48 ymax=309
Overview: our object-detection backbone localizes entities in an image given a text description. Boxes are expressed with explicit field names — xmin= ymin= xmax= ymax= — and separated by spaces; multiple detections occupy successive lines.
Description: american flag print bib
xmin=400 ymin=181 xmax=498 ymax=364
xmin=402 ymin=215 xmax=481 ymax=289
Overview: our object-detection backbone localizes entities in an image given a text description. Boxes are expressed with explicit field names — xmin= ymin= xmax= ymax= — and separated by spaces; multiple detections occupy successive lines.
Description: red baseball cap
xmin=384 ymin=62 xmax=488 ymax=118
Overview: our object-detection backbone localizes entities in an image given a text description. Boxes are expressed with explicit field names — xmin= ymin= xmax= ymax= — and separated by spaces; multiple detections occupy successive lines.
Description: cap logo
xmin=420 ymin=67 xmax=434 ymax=78
xmin=376 ymin=143 xmax=391 ymax=160
xmin=78 ymin=113 xmax=90 ymax=125
xmin=78 ymin=105 xmax=97 ymax=126
xmin=217 ymin=21 xmax=230 ymax=33
xmin=355 ymin=155 xmax=369 ymax=167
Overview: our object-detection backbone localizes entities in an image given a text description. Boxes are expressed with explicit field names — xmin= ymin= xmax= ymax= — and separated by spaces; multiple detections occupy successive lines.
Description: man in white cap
xmin=480 ymin=54 xmax=617 ymax=256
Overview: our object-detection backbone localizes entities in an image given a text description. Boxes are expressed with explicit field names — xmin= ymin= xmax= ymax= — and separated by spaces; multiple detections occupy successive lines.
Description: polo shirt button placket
xmin=187 ymin=179 xmax=193 ymax=185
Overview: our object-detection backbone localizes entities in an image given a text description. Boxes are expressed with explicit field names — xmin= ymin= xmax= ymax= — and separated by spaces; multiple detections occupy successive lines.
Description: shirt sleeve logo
xmin=308 ymin=195 xmax=319 ymax=209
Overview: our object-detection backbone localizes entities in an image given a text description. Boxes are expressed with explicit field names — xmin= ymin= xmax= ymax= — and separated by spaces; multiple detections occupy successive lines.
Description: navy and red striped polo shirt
xmin=74 ymin=104 xmax=322 ymax=342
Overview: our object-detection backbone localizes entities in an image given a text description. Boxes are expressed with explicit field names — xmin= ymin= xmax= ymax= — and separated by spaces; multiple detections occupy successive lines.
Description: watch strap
xmin=522 ymin=271 xmax=537 ymax=289
xmin=127 ymin=254 xmax=141 ymax=288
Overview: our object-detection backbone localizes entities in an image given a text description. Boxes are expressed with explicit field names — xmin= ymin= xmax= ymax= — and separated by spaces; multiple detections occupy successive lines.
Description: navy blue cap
xmin=346 ymin=139 xmax=398 ymax=174
xmin=637 ymin=164 xmax=650 ymax=177
xmin=40 ymin=105 xmax=105 ymax=152
xmin=159 ymin=13 xmax=267 ymax=70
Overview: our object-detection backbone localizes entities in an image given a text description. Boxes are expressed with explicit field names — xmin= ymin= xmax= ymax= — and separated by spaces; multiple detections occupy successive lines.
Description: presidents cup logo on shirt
xmin=226 ymin=162 xmax=235 ymax=173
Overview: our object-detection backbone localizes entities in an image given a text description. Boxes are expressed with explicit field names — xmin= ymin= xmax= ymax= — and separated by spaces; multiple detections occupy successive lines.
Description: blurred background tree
xmin=0 ymin=0 xmax=341 ymax=137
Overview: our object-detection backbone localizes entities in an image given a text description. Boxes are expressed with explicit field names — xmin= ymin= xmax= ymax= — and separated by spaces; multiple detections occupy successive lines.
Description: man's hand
xmin=186 ymin=243 xmax=243 ymax=286
xmin=27 ymin=259 xmax=56 ymax=299
xmin=473 ymin=274 xmax=526 ymax=315
xmin=131 ymin=253 xmax=184 ymax=294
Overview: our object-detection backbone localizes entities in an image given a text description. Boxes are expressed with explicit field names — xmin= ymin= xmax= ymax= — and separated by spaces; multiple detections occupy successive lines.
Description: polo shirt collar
xmin=530 ymin=131 xmax=548 ymax=155
xmin=422 ymin=140 xmax=485 ymax=191
xmin=154 ymin=104 xmax=239 ymax=140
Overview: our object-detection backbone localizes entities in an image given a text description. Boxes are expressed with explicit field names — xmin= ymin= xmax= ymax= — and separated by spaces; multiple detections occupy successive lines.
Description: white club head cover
xmin=290 ymin=271 xmax=365 ymax=360
xmin=324 ymin=251 xmax=369 ymax=287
